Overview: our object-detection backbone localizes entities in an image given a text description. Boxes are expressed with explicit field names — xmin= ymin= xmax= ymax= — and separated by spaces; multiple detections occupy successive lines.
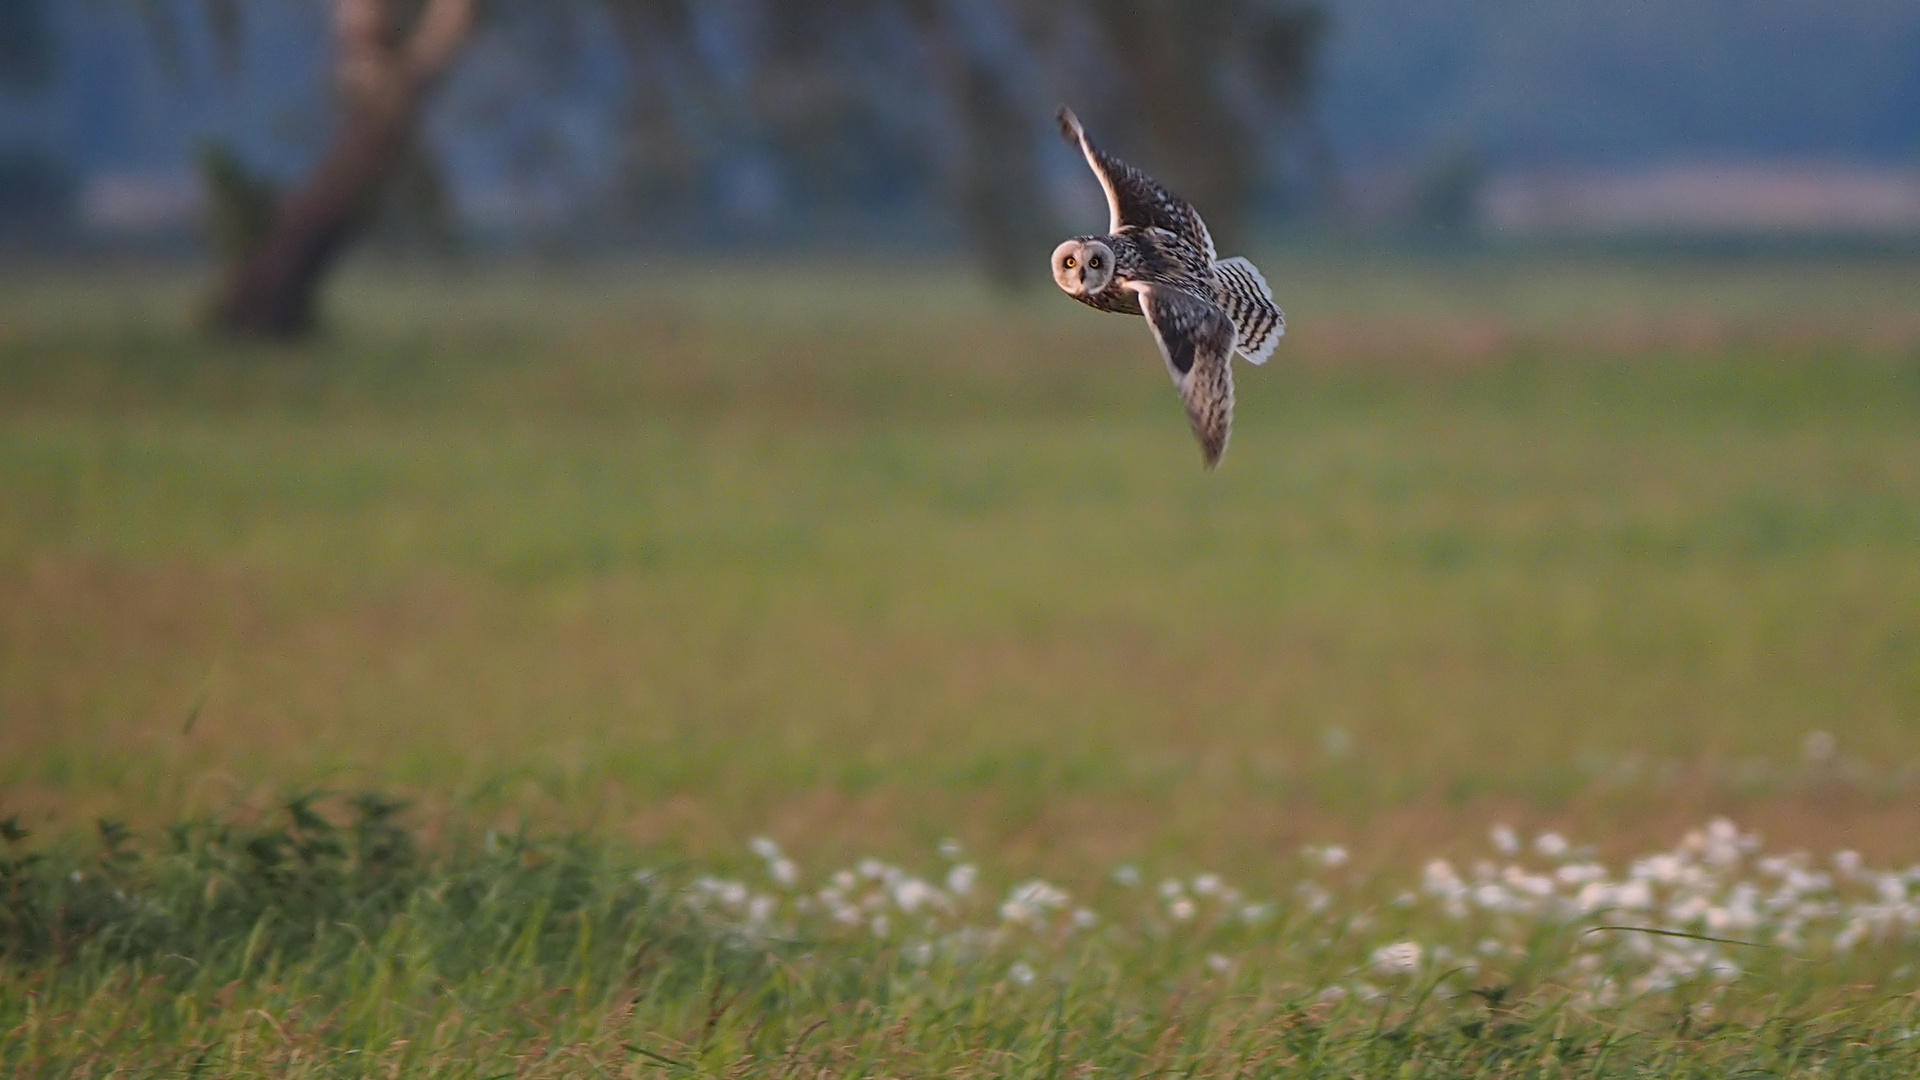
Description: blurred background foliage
xmin=1 ymin=0 xmax=1331 ymax=333
xmin=0 ymin=1 xmax=1914 ymax=335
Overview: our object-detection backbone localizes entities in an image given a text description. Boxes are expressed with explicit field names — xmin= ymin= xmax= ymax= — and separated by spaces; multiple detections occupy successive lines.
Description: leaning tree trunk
xmin=212 ymin=0 xmax=472 ymax=338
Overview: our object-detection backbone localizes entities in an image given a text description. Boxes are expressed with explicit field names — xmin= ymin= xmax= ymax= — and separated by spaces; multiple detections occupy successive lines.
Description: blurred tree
xmin=0 ymin=0 xmax=56 ymax=94
xmin=152 ymin=0 xmax=1325 ymax=331
xmin=598 ymin=0 xmax=1325 ymax=284
xmin=0 ymin=149 xmax=72 ymax=238
xmin=198 ymin=141 xmax=278 ymax=268
xmin=1078 ymin=0 xmax=1325 ymax=252
xmin=907 ymin=0 xmax=1057 ymax=287
xmin=197 ymin=0 xmax=475 ymax=338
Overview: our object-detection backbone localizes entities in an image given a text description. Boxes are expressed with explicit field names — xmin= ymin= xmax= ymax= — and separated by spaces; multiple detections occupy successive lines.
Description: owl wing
xmin=1133 ymin=282 xmax=1238 ymax=469
xmin=1058 ymin=106 xmax=1216 ymax=261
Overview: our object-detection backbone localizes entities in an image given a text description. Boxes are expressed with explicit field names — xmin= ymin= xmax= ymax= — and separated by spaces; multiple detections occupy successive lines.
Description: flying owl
xmin=1051 ymin=106 xmax=1284 ymax=469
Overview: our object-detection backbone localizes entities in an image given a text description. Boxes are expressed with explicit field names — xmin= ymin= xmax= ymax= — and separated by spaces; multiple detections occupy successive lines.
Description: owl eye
xmin=1063 ymin=256 xmax=1077 ymax=269
xmin=1089 ymin=256 xmax=1103 ymax=269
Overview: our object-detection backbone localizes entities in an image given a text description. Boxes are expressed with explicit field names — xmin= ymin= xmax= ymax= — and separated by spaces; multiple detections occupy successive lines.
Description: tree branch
xmin=405 ymin=0 xmax=476 ymax=86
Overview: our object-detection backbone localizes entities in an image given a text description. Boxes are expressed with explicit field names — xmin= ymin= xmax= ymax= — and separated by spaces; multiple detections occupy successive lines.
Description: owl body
xmin=1058 ymin=227 xmax=1212 ymax=317
xmin=1050 ymin=107 xmax=1285 ymax=468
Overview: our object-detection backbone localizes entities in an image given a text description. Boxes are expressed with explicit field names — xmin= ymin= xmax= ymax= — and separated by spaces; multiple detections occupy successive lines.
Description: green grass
xmin=3 ymin=252 xmax=1920 ymax=1073
xmin=6 ymin=793 xmax=1920 ymax=1077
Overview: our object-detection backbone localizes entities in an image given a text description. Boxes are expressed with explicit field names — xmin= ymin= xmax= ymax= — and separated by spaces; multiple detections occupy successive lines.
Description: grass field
xmin=3 ymin=250 xmax=1920 ymax=1074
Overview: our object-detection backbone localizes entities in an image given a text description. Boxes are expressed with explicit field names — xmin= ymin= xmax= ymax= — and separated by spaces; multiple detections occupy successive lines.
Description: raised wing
xmin=1134 ymin=282 xmax=1238 ymax=468
xmin=1058 ymin=106 xmax=1215 ymax=261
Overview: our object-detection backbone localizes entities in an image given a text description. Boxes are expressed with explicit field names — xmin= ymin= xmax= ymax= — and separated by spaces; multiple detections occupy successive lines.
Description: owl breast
xmin=1075 ymin=285 xmax=1143 ymax=315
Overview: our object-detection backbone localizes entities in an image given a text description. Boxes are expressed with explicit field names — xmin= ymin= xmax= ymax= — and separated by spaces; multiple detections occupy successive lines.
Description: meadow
xmin=3 ymin=249 xmax=1920 ymax=1075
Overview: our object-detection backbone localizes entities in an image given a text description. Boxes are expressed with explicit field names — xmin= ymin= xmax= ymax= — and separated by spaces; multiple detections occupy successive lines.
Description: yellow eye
xmin=1063 ymin=256 xmax=1077 ymax=269
xmin=1089 ymin=256 xmax=1102 ymax=269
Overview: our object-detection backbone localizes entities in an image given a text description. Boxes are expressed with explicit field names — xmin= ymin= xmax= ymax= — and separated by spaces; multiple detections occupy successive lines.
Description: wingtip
xmin=1199 ymin=436 xmax=1227 ymax=470
xmin=1055 ymin=105 xmax=1083 ymax=145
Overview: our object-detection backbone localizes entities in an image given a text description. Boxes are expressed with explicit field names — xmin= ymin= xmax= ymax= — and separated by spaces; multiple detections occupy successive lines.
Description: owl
xmin=1051 ymin=106 xmax=1285 ymax=469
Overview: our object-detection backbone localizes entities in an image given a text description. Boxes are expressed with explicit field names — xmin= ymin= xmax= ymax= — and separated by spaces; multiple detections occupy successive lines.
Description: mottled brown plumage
xmin=1050 ymin=107 xmax=1285 ymax=468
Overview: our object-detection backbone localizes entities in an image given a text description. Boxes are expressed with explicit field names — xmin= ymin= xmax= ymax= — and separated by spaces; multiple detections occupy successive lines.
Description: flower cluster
xmin=673 ymin=820 xmax=1920 ymax=1002
xmin=1402 ymin=818 xmax=1920 ymax=1000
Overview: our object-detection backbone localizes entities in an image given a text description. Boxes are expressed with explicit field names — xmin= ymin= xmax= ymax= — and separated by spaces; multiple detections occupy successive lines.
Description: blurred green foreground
xmin=2 ymin=252 xmax=1918 ymax=880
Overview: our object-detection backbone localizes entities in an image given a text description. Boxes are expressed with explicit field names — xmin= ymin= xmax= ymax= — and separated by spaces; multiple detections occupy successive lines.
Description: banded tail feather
xmin=1214 ymin=256 xmax=1284 ymax=365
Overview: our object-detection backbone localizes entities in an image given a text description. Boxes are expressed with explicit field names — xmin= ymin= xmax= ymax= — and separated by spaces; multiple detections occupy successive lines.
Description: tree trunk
xmin=212 ymin=0 xmax=472 ymax=339
xmin=1091 ymin=0 xmax=1253 ymax=250
xmin=905 ymin=0 xmax=1055 ymax=290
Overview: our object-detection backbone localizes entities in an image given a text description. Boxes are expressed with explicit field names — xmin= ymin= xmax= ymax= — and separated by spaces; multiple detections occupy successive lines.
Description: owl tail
xmin=1215 ymin=256 xmax=1285 ymax=365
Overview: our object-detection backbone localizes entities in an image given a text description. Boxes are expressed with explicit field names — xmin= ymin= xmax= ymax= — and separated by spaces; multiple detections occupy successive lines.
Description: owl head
xmin=1051 ymin=237 xmax=1115 ymax=297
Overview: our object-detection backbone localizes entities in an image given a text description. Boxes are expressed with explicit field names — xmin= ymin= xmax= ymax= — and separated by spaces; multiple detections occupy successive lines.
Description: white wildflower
xmin=1113 ymin=864 xmax=1141 ymax=887
xmin=1503 ymin=867 xmax=1554 ymax=899
xmin=1635 ymin=854 xmax=1686 ymax=885
xmin=1491 ymin=824 xmax=1520 ymax=855
xmin=1169 ymin=898 xmax=1196 ymax=921
xmin=1534 ymin=832 xmax=1569 ymax=858
xmin=1007 ymin=961 xmax=1036 ymax=986
xmin=1669 ymin=895 xmax=1710 ymax=924
xmin=946 ymin=863 xmax=977 ymax=896
xmin=747 ymin=895 xmax=776 ymax=925
xmin=1000 ymin=880 xmax=1069 ymax=926
xmin=1370 ymin=941 xmax=1423 ymax=976
xmin=1556 ymin=862 xmax=1605 ymax=886
xmin=893 ymin=878 xmax=940 ymax=913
